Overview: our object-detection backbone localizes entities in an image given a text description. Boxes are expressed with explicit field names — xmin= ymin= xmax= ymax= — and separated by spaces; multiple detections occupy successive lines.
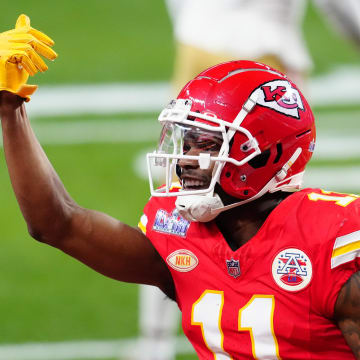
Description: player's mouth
xmin=181 ymin=176 xmax=211 ymax=190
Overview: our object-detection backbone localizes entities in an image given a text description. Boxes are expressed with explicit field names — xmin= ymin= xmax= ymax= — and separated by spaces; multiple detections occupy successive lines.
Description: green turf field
xmin=0 ymin=1 xmax=359 ymax=360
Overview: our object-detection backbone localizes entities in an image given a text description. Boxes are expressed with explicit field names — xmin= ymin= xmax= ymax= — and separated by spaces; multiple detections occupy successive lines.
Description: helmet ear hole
xmin=273 ymin=143 xmax=283 ymax=164
xmin=248 ymin=149 xmax=271 ymax=169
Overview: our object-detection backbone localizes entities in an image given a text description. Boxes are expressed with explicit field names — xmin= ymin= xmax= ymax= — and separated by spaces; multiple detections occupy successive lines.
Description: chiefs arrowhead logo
xmin=253 ymin=80 xmax=304 ymax=118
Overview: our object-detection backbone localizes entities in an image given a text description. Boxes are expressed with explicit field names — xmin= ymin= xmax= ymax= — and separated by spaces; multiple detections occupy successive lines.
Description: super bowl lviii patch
xmin=272 ymin=248 xmax=312 ymax=291
xmin=153 ymin=208 xmax=190 ymax=237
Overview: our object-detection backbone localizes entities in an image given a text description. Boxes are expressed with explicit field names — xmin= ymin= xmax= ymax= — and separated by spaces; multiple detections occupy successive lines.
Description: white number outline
xmin=308 ymin=190 xmax=358 ymax=207
xmin=238 ymin=295 xmax=280 ymax=359
xmin=191 ymin=290 xmax=231 ymax=359
xmin=192 ymin=291 xmax=281 ymax=359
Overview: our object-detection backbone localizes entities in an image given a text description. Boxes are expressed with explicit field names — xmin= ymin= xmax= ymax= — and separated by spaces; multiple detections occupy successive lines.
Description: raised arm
xmin=0 ymin=14 xmax=174 ymax=298
xmin=0 ymin=92 xmax=174 ymax=297
xmin=0 ymin=92 xmax=174 ymax=293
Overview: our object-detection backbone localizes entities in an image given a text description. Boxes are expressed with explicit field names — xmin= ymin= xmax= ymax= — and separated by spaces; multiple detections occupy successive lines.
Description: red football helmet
xmin=147 ymin=60 xmax=316 ymax=222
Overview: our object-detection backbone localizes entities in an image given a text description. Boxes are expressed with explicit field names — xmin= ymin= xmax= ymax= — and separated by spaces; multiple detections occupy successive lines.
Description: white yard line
xmin=313 ymin=133 xmax=360 ymax=160
xmin=303 ymin=167 xmax=360 ymax=192
xmin=28 ymin=83 xmax=171 ymax=117
xmin=29 ymin=119 xmax=161 ymax=145
xmin=0 ymin=337 xmax=193 ymax=360
xmin=26 ymin=66 xmax=360 ymax=117
xmin=310 ymin=65 xmax=360 ymax=106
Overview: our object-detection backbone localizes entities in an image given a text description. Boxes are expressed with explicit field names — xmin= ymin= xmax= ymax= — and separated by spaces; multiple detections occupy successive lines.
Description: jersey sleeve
xmin=138 ymin=185 xmax=182 ymax=236
xmin=138 ymin=213 xmax=148 ymax=235
xmin=314 ymin=196 xmax=360 ymax=318
xmin=137 ymin=196 xmax=155 ymax=236
xmin=137 ymin=195 xmax=180 ymax=260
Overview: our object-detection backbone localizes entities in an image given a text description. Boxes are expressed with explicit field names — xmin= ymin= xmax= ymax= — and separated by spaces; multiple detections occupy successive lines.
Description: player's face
xmin=177 ymin=127 xmax=223 ymax=190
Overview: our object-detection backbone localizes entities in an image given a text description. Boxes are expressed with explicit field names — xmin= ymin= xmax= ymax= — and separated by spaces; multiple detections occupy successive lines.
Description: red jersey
xmin=138 ymin=188 xmax=360 ymax=359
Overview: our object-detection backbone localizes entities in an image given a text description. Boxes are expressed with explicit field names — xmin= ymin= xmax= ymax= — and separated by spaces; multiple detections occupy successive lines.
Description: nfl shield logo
xmin=226 ymin=259 xmax=241 ymax=278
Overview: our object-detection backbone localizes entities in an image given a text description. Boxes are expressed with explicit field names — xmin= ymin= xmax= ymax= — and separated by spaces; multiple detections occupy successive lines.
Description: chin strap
xmin=175 ymin=193 xmax=224 ymax=222
xmin=175 ymin=148 xmax=303 ymax=222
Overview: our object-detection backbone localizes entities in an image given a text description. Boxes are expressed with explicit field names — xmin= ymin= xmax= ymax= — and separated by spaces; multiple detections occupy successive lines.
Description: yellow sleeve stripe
xmin=331 ymin=230 xmax=360 ymax=268
xmin=138 ymin=221 xmax=146 ymax=235
xmin=334 ymin=230 xmax=360 ymax=249
xmin=332 ymin=241 xmax=360 ymax=259
xmin=137 ymin=214 xmax=148 ymax=235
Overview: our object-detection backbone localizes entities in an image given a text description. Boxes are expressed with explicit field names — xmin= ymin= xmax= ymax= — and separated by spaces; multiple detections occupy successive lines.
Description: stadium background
xmin=0 ymin=1 xmax=360 ymax=359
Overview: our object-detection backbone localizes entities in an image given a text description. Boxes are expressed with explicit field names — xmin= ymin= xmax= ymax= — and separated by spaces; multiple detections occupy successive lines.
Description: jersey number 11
xmin=192 ymin=290 xmax=280 ymax=359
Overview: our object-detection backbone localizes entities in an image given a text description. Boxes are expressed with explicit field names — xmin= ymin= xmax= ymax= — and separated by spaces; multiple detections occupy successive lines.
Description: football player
xmin=1 ymin=15 xmax=360 ymax=359
xmin=139 ymin=1 xmax=360 ymax=357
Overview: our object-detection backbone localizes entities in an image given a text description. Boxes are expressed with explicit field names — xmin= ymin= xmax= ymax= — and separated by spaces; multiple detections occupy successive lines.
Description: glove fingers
xmin=2 ymin=34 xmax=57 ymax=61
xmin=0 ymin=29 xmax=15 ymax=39
xmin=12 ymin=52 xmax=38 ymax=76
xmin=15 ymin=14 xmax=31 ymax=30
xmin=3 ymin=21 xmax=54 ymax=48
xmin=31 ymin=39 xmax=57 ymax=61
xmin=24 ymin=48 xmax=48 ymax=72
xmin=0 ymin=14 xmax=56 ymax=102
xmin=8 ymin=44 xmax=41 ymax=69
xmin=5 ymin=42 xmax=33 ymax=52
xmin=3 ymin=33 xmax=34 ymax=44
xmin=7 ymin=43 xmax=50 ymax=72
xmin=15 ymin=14 xmax=55 ymax=48
xmin=28 ymin=28 xmax=54 ymax=47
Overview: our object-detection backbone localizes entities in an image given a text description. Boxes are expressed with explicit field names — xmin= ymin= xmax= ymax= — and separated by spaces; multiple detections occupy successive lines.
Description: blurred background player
xmin=137 ymin=1 xmax=360 ymax=359
xmin=167 ymin=0 xmax=312 ymax=94
xmin=167 ymin=0 xmax=360 ymax=95
xmin=314 ymin=0 xmax=360 ymax=50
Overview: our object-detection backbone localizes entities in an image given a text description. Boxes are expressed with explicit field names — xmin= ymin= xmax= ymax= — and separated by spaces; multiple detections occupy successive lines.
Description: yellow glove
xmin=0 ymin=14 xmax=57 ymax=101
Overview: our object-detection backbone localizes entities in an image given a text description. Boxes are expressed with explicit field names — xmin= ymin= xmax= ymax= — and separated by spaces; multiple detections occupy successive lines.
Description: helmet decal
xmin=256 ymin=80 xmax=304 ymax=118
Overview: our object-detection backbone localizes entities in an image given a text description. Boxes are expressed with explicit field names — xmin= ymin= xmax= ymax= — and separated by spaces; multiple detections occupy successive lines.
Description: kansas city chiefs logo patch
xmin=253 ymin=80 xmax=304 ymax=118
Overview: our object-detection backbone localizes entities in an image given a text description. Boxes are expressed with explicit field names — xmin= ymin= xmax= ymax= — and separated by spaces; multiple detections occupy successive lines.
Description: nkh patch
xmin=252 ymin=80 xmax=304 ymax=118
xmin=272 ymin=248 xmax=312 ymax=292
xmin=153 ymin=208 xmax=190 ymax=237
xmin=166 ymin=249 xmax=198 ymax=272
xmin=226 ymin=258 xmax=241 ymax=278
